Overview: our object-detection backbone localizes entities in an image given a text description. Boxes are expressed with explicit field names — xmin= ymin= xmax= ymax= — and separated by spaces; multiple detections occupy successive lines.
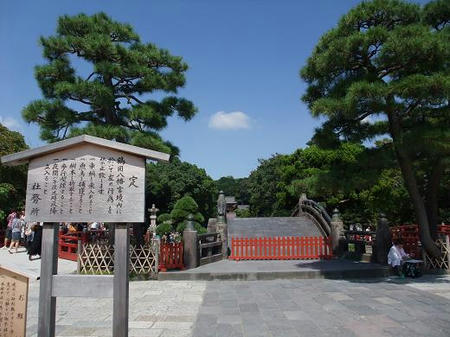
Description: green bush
xmin=171 ymin=196 xmax=199 ymax=222
xmin=170 ymin=196 xmax=205 ymax=225
xmin=157 ymin=213 xmax=172 ymax=224
xmin=176 ymin=221 xmax=207 ymax=234
xmin=156 ymin=221 xmax=173 ymax=236
xmin=235 ymin=208 xmax=251 ymax=218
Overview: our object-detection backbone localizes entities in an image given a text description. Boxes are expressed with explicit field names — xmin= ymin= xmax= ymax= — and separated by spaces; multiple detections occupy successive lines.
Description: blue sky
xmin=0 ymin=0 xmax=428 ymax=179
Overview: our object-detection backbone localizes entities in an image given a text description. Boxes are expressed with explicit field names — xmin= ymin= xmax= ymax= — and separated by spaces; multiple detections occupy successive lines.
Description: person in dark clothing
xmin=28 ymin=224 xmax=42 ymax=260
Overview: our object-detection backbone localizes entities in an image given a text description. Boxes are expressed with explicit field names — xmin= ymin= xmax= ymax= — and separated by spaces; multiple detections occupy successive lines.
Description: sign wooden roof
xmin=1 ymin=134 xmax=170 ymax=166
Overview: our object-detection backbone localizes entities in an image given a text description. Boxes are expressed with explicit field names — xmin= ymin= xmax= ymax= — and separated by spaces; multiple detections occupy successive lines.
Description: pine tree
xmin=23 ymin=13 xmax=197 ymax=155
xmin=300 ymin=0 xmax=450 ymax=257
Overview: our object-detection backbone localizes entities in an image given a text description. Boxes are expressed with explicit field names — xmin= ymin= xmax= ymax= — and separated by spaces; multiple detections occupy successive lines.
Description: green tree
xmin=247 ymin=154 xmax=289 ymax=217
xmin=300 ymin=0 xmax=450 ymax=257
xmin=235 ymin=208 xmax=251 ymax=218
xmin=23 ymin=13 xmax=197 ymax=155
xmin=215 ymin=176 xmax=250 ymax=204
xmin=146 ymin=158 xmax=217 ymax=220
xmin=0 ymin=125 xmax=28 ymax=223
xmin=245 ymin=140 xmax=418 ymax=225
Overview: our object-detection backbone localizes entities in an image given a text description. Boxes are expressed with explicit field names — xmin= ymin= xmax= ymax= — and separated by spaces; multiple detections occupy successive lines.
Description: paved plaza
xmin=1 ymin=249 xmax=449 ymax=337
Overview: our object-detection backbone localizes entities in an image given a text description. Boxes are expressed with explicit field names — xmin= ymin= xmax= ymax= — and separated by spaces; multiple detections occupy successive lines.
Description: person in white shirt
xmin=388 ymin=239 xmax=410 ymax=276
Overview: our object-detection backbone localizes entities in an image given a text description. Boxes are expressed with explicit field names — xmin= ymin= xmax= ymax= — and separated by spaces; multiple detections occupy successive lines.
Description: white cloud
xmin=208 ymin=111 xmax=251 ymax=130
xmin=0 ymin=116 xmax=22 ymax=131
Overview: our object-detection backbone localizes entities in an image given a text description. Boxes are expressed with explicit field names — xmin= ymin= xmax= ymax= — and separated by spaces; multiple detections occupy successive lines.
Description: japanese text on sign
xmin=0 ymin=267 xmax=29 ymax=337
xmin=25 ymin=145 xmax=145 ymax=223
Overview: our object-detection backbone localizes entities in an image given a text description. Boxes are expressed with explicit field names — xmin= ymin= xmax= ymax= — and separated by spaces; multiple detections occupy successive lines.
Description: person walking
xmin=3 ymin=210 xmax=16 ymax=248
xmin=8 ymin=212 xmax=24 ymax=254
xmin=28 ymin=223 xmax=43 ymax=260
xmin=24 ymin=221 xmax=36 ymax=250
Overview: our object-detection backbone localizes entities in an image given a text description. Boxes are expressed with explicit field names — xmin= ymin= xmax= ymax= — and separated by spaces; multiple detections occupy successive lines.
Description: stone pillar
xmin=330 ymin=208 xmax=345 ymax=255
xmin=216 ymin=191 xmax=228 ymax=257
xmin=183 ymin=215 xmax=198 ymax=269
xmin=207 ymin=218 xmax=217 ymax=233
xmin=297 ymin=193 xmax=307 ymax=215
xmin=217 ymin=191 xmax=226 ymax=224
xmin=375 ymin=213 xmax=392 ymax=265
xmin=216 ymin=220 xmax=228 ymax=258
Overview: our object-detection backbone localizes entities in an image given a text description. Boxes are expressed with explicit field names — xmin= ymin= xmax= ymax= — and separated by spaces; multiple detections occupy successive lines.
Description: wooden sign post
xmin=0 ymin=266 xmax=29 ymax=337
xmin=1 ymin=135 xmax=170 ymax=337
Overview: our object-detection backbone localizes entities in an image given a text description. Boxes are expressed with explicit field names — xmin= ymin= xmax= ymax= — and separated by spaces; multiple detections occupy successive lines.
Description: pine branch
xmin=69 ymin=95 xmax=92 ymax=105
xmin=86 ymin=72 xmax=96 ymax=81
xmin=116 ymin=94 xmax=144 ymax=105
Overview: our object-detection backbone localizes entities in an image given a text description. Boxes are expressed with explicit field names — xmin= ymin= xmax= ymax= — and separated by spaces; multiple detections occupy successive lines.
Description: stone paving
xmin=1 ymin=249 xmax=449 ymax=337
xmin=0 ymin=246 xmax=75 ymax=279
xmin=22 ymin=275 xmax=450 ymax=336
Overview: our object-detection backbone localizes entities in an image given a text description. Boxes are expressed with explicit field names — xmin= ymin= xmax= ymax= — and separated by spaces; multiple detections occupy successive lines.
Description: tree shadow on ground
xmin=291 ymin=258 xmax=449 ymax=285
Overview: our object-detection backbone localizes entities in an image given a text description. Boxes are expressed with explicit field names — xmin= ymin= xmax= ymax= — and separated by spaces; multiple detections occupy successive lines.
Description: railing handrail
xmin=300 ymin=203 xmax=331 ymax=236
xmin=302 ymin=199 xmax=332 ymax=223
xmin=198 ymin=232 xmax=220 ymax=244
xmin=198 ymin=232 xmax=219 ymax=238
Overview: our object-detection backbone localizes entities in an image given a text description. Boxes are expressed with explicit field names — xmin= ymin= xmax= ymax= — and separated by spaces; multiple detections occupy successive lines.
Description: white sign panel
xmin=25 ymin=144 xmax=145 ymax=223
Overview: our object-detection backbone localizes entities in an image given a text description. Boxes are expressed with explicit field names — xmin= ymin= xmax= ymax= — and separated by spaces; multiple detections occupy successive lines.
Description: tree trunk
xmin=387 ymin=111 xmax=441 ymax=258
xmin=425 ymin=158 xmax=443 ymax=240
xmin=103 ymin=75 xmax=116 ymax=125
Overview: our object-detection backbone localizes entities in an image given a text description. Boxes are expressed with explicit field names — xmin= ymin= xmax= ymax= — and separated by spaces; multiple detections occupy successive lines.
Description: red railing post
xmin=159 ymin=242 xmax=184 ymax=271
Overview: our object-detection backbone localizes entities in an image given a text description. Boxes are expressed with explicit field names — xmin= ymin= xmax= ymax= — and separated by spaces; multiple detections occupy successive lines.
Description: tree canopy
xmin=23 ymin=12 xmax=197 ymax=155
xmin=146 ymin=157 xmax=217 ymax=221
xmin=215 ymin=176 xmax=250 ymax=205
xmin=0 ymin=124 xmax=28 ymax=223
xmin=243 ymin=141 xmax=417 ymax=225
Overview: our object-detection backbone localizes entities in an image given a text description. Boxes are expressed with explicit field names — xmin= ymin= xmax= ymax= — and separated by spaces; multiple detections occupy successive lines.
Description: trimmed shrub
xmin=170 ymin=196 xmax=199 ymax=223
xmin=157 ymin=213 xmax=172 ymax=224
xmin=170 ymin=195 xmax=207 ymax=235
xmin=176 ymin=221 xmax=207 ymax=234
xmin=156 ymin=221 xmax=173 ymax=236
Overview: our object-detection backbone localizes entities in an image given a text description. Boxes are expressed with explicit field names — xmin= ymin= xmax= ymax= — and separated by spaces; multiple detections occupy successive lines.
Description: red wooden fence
xmin=390 ymin=224 xmax=450 ymax=258
xmin=159 ymin=242 xmax=184 ymax=271
xmin=58 ymin=230 xmax=88 ymax=261
xmin=391 ymin=225 xmax=421 ymax=258
xmin=229 ymin=236 xmax=333 ymax=261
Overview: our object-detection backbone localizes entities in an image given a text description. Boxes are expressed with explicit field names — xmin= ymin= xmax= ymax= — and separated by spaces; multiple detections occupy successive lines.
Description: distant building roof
xmin=237 ymin=205 xmax=249 ymax=210
xmin=225 ymin=196 xmax=237 ymax=204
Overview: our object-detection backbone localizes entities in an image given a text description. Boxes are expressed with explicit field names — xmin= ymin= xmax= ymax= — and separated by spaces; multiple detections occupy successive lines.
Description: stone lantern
xmin=148 ymin=204 xmax=159 ymax=235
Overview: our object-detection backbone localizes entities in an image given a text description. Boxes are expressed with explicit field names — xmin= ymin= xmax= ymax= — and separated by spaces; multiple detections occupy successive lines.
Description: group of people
xmin=2 ymin=210 xmax=42 ymax=260
xmin=2 ymin=212 xmax=108 ymax=260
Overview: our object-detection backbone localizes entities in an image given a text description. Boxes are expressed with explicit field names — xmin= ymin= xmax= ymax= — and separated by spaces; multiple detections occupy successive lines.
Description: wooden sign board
xmin=24 ymin=143 xmax=145 ymax=223
xmin=0 ymin=266 xmax=29 ymax=337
